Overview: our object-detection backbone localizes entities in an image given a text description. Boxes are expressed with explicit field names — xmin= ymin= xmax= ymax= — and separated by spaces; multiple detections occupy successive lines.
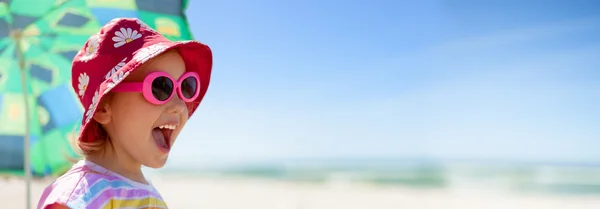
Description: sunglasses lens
xmin=152 ymin=76 xmax=174 ymax=101
xmin=181 ymin=76 xmax=198 ymax=99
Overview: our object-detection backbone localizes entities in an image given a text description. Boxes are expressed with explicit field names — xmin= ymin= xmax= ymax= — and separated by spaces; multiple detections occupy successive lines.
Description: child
xmin=37 ymin=18 xmax=212 ymax=209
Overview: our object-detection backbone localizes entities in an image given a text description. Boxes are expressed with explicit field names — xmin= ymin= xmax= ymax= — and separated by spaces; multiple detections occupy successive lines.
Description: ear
xmin=93 ymin=98 xmax=112 ymax=125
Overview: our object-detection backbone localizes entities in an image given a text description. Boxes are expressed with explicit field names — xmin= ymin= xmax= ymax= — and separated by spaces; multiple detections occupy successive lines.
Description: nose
xmin=166 ymin=92 xmax=187 ymax=115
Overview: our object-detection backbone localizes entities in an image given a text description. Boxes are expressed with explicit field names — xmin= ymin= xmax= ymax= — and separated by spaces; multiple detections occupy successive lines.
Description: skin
xmin=86 ymin=50 xmax=189 ymax=184
xmin=46 ymin=50 xmax=191 ymax=209
xmin=47 ymin=51 xmax=189 ymax=209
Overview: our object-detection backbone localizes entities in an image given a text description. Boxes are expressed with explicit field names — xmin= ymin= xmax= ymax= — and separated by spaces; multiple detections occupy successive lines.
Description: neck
xmin=86 ymin=144 xmax=148 ymax=185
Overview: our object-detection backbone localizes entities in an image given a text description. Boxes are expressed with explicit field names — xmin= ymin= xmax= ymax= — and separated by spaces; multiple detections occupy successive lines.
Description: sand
xmin=1 ymin=174 xmax=599 ymax=209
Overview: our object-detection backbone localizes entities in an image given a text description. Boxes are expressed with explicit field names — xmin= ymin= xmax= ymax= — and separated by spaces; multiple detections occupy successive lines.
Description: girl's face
xmin=97 ymin=50 xmax=189 ymax=168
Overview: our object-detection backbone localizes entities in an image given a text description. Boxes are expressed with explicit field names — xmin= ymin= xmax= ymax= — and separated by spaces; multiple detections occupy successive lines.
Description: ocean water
xmin=161 ymin=159 xmax=600 ymax=196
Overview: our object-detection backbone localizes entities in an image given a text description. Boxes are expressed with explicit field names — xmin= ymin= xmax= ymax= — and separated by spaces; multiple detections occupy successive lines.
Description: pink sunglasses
xmin=112 ymin=71 xmax=201 ymax=105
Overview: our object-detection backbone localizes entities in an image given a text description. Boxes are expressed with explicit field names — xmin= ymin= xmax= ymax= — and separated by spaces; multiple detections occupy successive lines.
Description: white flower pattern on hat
xmin=113 ymin=27 xmax=142 ymax=48
xmin=133 ymin=43 xmax=168 ymax=64
xmin=136 ymin=19 xmax=154 ymax=31
xmin=105 ymin=57 xmax=127 ymax=80
xmin=80 ymin=35 xmax=100 ymax=61
xmin=85 ymin=90 xmax=99 ymax=124
xmin=105 ymin=71 xmax=130 ymax=94
xmin=104 ymin=57 xmax=130 ymax=94
xmin=77 ymin=73 xmax=89 ymax=97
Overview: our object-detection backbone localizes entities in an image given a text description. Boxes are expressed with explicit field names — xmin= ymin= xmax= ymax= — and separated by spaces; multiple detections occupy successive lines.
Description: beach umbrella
xmin=0 ymin=0 xmax=195 ymax=208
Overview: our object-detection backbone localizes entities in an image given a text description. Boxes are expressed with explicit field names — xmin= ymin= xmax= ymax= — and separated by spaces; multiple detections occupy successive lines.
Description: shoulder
xmin=37 ymin=166 xmax=85 ymax=209
xmin=39 ymin=172 xmax=167 ymax=208
xmin=38 ymin=160 xmax=168 ymax=208
xmin=37 ymin=167 xmax=128 ymax=209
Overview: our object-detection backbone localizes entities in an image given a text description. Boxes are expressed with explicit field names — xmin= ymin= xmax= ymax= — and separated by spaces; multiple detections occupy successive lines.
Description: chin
xmin=144 ymin=157 xmax=168 ymax=169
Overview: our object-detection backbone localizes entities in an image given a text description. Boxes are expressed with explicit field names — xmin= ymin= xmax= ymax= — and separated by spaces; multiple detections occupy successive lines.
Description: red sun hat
xmin=71 ymin=18 xmax=212 ymax=142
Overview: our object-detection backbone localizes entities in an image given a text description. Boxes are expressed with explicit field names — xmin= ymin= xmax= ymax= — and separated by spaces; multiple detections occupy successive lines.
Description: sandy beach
xmin=1 ymin=174 xmax=599 ymax=209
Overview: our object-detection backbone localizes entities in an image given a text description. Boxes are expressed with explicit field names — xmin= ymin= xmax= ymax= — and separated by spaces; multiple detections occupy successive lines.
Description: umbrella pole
xmin=14 ymin=30 xmax=32 ymax=209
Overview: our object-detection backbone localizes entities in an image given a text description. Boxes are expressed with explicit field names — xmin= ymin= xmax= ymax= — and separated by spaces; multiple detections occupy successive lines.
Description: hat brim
xmin=77 ymin=40 xmax=212 ymax=142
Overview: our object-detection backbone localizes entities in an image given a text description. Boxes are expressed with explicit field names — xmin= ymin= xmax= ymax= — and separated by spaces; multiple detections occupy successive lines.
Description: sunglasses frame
xmin=111 ymin=71 xmax=201 ymax=105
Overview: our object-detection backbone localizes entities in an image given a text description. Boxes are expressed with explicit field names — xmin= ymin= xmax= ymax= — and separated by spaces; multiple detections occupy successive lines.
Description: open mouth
xmin=152 ymin=124 xmax=176 ymax=152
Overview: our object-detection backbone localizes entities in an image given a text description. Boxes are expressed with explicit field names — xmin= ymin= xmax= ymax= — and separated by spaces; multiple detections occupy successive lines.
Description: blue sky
xmin=166 ymin=0 xmax=600 ymax=167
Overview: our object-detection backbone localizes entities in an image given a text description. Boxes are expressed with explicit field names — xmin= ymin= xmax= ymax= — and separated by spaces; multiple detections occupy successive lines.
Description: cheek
xmin=181 ymin=107 xmax=189 ymax=123
xmin=171 ymin=107 xmax=190 ymax=142
xmin=112 ymin=94 xmax=162 ymax=136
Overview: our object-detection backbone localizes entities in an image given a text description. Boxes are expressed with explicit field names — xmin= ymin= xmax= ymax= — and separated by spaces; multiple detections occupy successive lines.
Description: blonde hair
xmin=72 ymin=122 xmax=113 ymax=155
xmin=68 ymin=94 xmax=115 ymax=160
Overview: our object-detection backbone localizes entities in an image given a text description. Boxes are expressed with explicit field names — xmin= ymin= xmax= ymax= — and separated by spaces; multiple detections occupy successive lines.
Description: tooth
xmin=159 ymin=125 xmax=164 ymax=129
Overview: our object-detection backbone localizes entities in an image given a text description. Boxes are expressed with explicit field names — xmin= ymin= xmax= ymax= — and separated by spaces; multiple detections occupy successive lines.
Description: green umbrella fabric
xmin=0 ymin=0 xmax=194 ymax=176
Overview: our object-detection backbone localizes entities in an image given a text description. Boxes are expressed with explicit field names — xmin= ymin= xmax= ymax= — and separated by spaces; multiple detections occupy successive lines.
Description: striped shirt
xmin=37 ymin=160 xmax=168 ymax=209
